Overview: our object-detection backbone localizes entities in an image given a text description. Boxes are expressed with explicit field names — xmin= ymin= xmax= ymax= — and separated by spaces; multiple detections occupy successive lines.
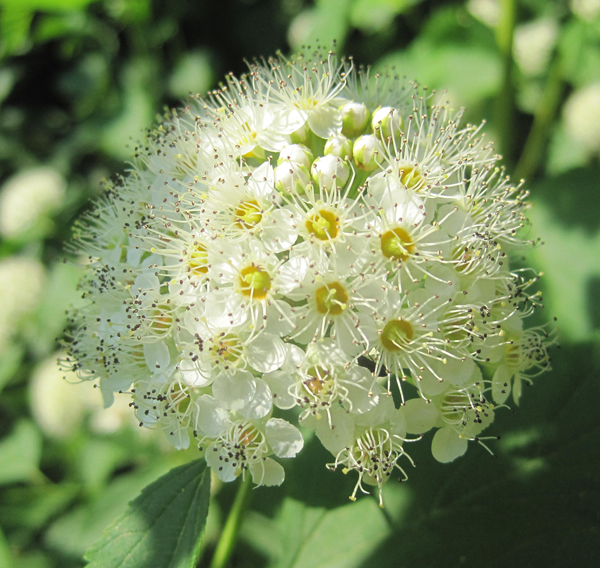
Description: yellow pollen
xmin=239 ymin=265 xmax=271 ymax=299
xmin=452 ymin=246 xmax=473 ymax=273
xmin=505 ymin=342 xmax=522 ymax=368
xmin=189 ymin=243 xmax=209 ymax=275
xmin=306 ymin=209 xmax=339 ymax=241
xmin=315 ymin=281 xmax=349 ymax=316
xmin=169 ymin=384 xmax=191 ymax=414
xmin=239 ymin=425 xmax=260 ymax=447
xmin=235 ymin=199 xmax=262 ymax=229
xmin=381 ymin=319 xmax=414 ymax=352
xmin=399 ymin=165 xmax=423 ymax=190
xmin=442 ymin=392 xmax=470 ymax=421
xmin=381 ymin=228 xmax=415 ymax=262
xmin=305 ymin=365 xmax=334 ymax=395
xmin=211 ymin=334 xmax=242 ymax=363
xmin=150 ymin=305 xmax=173 ymax=332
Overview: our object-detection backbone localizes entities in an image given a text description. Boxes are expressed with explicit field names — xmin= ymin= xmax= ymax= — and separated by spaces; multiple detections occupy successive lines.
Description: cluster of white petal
xmin=65 ymin=49 xmax=555 ymax=504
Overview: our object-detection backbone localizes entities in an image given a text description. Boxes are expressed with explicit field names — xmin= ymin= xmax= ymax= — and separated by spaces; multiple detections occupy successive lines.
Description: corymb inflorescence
xmin=64 ymin=48 xmax=555 ymax=506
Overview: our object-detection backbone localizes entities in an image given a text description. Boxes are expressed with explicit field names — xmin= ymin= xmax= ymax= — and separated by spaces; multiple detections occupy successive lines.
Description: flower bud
xmin=278 ymin=144 xmax=314 ymax=169
xmin=341 ymin=101 xmax=369 ymax=137
xmin=311 ymin=154 xmax=349 ymax=189
xmin=371 ymin=106 xmax=403 ymax=139
xmin=353 ymin=134 xmax=381 ymax=171
xmin=324 ymin=134 xmax=353 ymax=160
xmin=274 ymin=160 xmax=311 ymax=195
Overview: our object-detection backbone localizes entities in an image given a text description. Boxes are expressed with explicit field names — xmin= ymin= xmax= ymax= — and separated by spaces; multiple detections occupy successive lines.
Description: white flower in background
xmin=64 ymin=49 xmax=554 ymax=500
xmin=0 ymin=256 xmax=46 ymax=354
xmin=564 ymin=82 xmax=600 ymax=154
xmin=467 ymin=0 xmax=501 ymax=27
xmin=571 ymin=0 xmax=600 ymax=20
xmin=0 ymin=167 xmax=66 ymax=240
xmin=30 ymin=353 xmax=153 ymax=439
xmin=513 ymin=18 xmax=559 ymax=76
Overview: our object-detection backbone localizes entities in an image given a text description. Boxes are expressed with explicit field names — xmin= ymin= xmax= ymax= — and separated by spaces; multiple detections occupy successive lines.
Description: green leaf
xmin=100 ymin=59 xmax=156 ymax=160
xmin=243 ymin=496 xmax=391 ymax=568
xmin=288 ymin=0 xmax=350 ymax=52
xmin=46 ymin=464 xmax=174 ymax=558
xmin=0 ymin=0 xmax=95 ymax=10
xmin=350 ymin=0 xmax=423 ymax=34
xmin=0 ymin=483 xmax=78 ymax=530
xmin=527 ymin=174 xmax=600 ymax=342
xmin=378 ymin=44 xmax=501 ymax=107
xmin=28 ymin=261 xmax=83 ymax=357
xmin=84 ymin=459 xmax=211 ymax=568
xmin=0 ymin=525 xmax=13 ymax=568
xmin=0 ymin=7 xmax=33 ymax=58
xmin=0 ymin=420 xmax=42 ymax=486
xmin=0 ymin=342 xmax=24 ymax=393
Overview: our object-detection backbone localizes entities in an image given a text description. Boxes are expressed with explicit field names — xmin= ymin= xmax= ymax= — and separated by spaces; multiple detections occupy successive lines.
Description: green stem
xmin=209 ymin=475 xmax=253 ymax=568
xmin=495 ymin=0 xmax=517 ymax=167
xmin=513 ymin=56 xmax=564 ymax=182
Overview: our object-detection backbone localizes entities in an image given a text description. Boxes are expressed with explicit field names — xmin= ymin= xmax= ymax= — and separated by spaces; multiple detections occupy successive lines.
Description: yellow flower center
xmin=452 ymin=246 xmax=476 ymax=273
xmin=150 ymin=305 xmax=173 ymax=332
xmin=399 ymin=165 xmax=423 ymax=190
xmin=239 ymin=265 xmax=271 ymax=299
xmin=237 ymin=424 xmax=263 ymax=447
xmin=305 ymin=365 xmax=334 ymax=396
xmin=306 ymin=209 xmax=339 ymax=241
xmin=381 ymin=319 xmax=414 ymax=352
xmin=210 ymin=334 xmax=242 ymax=363
xmin=380 ymin=228 xmax=415 ymax=262
xmin=504 ymin=341 xmax=522 ymax=369
xmin=189 ymin=243 xmax=209 ymax=275
xmin=315 ymin=281 xmax=349 ymax=316
xmin=235 ymin=199 xmax=263 ymax=229
xmin=442 ymin=392 xmax=470 ymax=422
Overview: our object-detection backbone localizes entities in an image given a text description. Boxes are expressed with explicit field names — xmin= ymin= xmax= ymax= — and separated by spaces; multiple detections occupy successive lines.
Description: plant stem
xmin=495 ymin=0 xmax=517 ymax=167
xmin=513 ymin=56 xmax=564 ymax=182
xmin=209 ymin=475 xmax=253 ymax=568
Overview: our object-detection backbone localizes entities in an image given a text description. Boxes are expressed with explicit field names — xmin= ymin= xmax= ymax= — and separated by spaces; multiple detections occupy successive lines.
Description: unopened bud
xmin=341 ymin=102 xmax=369 ymax=137
xmin=278 ymin=144 xmax=314 ymax=169
xmin=311 ymin=155 xmax=350 ymax=189
xmin=353 ymin=135 xmax=381 ymax=171
xmin=371 ymin=106 xmax=403 ymax=139
xmin=324 ymin=134 xmax=353 ymax=160
xmin=275 ymin=161 xmax=311 ymax=195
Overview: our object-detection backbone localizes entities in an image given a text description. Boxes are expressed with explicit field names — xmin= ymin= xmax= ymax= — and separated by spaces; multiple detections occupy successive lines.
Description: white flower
xmin=491 ymin=326 xmax=555 ymax=404
xmin=514 ymin=18 xmax=559 ymax=76
xmin=564 ymin=82 xmax=600 ymax=154
xmin=65 ymin=48 xmax=553 ymax=499
xmin=571 ymin=0 xmax=600 ymax=21
xmin=202 ymin=417 xmax=303 ymax=485
xmin=0 ymin=256 xmax=46 ymax=354
xmin=327 ymin=404 xmax=413 ymax=507
xmin=0 ymin=167 xmax=66 ymax=240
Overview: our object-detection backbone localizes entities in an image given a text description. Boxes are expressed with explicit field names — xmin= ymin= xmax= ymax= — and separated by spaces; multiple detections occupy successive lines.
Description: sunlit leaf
xmin=45 ymin=462 xmax=183 ymax=558
xmin=84 ymin=459 xmax=210 ymax=568
xmin=0 ymin=0 xmax=95 ymax=10
xmin=528 ymin=192 xmax=600 ymax=342
xmin=288 ymin=0 xmax=350 ymax=52
xmin=244 ymin=496 xmax=391 ymax=568
xmin=0 ymin=525 xmax=13 ymax=568
xmin=350 ymin=0 xmax=423 ymax=34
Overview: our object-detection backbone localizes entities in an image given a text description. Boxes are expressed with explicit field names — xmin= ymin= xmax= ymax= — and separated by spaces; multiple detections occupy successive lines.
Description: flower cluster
xmin=65 ymin=49 xmax=554 ymax=504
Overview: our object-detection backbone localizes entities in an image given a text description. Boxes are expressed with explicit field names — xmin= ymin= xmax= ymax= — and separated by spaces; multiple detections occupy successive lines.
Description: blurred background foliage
xmin=0 ymin=0 xmax=599 ymax=567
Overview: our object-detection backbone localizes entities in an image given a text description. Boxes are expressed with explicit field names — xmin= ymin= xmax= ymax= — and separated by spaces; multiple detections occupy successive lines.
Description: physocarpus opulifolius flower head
xmin=64 ymin=48 xmax=555 ymax=506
